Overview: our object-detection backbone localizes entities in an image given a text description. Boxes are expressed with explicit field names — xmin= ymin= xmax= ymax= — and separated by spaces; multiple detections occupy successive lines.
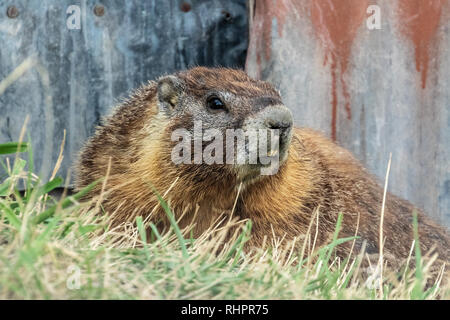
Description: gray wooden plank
xmin=0 ymin=0 xmax=248 ymax=182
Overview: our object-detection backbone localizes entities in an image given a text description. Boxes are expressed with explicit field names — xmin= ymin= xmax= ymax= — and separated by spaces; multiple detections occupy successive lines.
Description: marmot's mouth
xmin=233 ymin=147 xmax=290 ymax=183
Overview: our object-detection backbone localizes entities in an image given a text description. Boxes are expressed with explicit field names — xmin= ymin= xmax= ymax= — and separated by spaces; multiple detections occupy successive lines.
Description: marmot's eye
xmin=206 ymin=96 xmax=226 ymax=112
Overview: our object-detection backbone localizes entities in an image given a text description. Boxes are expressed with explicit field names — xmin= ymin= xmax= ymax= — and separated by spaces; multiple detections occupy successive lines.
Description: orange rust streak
xmin=311 ymin=0 xmax=368 ymax=141
xmin=246 ymin=0 xmax=291 ymax=78
xmin=398 ymin=0 xmax=445 ymax=89
xmin=331 ymin=65 xmax=338 ymax=141
xmin=259 ymin=0 xmax=289 ymax=61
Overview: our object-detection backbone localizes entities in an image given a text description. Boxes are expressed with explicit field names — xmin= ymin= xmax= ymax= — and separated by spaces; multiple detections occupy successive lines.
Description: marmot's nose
xmin=263 ymin=106 xmax=293 ymax=136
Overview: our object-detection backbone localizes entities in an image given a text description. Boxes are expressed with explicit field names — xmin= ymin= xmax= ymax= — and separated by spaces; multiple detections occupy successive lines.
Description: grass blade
xmin=0 ymin=142 xmax=29 ymax=155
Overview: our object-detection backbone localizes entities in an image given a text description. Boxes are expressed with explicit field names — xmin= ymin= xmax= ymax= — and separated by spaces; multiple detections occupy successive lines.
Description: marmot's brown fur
xmin=75 ymin=67 xmax=449 ymax=269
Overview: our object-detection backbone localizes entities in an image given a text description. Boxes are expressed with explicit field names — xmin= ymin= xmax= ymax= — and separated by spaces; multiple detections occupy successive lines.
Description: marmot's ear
xmin=157 ymin=75 xmax=184 ymax=111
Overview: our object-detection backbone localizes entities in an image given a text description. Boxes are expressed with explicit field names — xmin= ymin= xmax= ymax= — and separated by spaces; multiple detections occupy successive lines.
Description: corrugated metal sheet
xmin=246 ymin=0 xmax=450 ymax=227
xmin=0 ymin=0 xmax=248 ymax=181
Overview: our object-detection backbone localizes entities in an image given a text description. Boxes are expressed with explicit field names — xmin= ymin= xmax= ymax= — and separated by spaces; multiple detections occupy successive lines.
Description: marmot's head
xmin=155 ymin=67 xmax=293 ymax=184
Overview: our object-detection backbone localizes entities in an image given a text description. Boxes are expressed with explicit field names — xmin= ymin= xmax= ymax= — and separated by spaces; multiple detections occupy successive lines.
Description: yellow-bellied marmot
xmin=75 ymin=67 xmax=450 ymax=266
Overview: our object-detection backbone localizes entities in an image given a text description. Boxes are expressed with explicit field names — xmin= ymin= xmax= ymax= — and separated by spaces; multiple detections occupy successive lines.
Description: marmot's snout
xmin=263 ymin=105 xmax=293 ymax=154
xmin=243 ymin=103 xmax=294 ymax=163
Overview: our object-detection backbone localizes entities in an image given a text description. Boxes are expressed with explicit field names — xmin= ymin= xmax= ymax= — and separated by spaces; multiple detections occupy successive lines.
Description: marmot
xmin=75 ymin=67 xmax=450 ymax=267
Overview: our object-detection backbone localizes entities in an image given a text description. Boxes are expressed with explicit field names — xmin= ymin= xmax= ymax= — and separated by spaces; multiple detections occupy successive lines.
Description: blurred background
xmin=0 ymin=0 xmax=449 ymax=228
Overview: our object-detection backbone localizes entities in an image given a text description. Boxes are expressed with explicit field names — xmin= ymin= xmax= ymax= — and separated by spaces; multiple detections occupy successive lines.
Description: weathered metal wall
xmin=246 ymin=0 xmax=450 ymax=227
xmin=0 ymin=0 xmax=248 ymax=181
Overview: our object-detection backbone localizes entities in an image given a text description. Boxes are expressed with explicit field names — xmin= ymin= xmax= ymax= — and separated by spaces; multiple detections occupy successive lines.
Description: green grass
xmin=0 ymin=141 xmax=448 ymax=300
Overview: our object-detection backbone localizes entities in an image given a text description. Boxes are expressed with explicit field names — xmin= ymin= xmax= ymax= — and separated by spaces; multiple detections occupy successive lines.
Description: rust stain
xmin=397 ymin=0 xmax=446 ymax=89
xmin=311 ymin=0 xmax=368 ymax=141
xmin=245 ymin=0 xmax=291 ymax=78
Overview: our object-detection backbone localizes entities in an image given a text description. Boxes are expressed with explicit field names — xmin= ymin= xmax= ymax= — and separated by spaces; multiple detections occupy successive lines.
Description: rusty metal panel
xmin=246 ymin=0 xmax=450 ymax=227
xmin=0 ymin=0 xmax=248 ymax=181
